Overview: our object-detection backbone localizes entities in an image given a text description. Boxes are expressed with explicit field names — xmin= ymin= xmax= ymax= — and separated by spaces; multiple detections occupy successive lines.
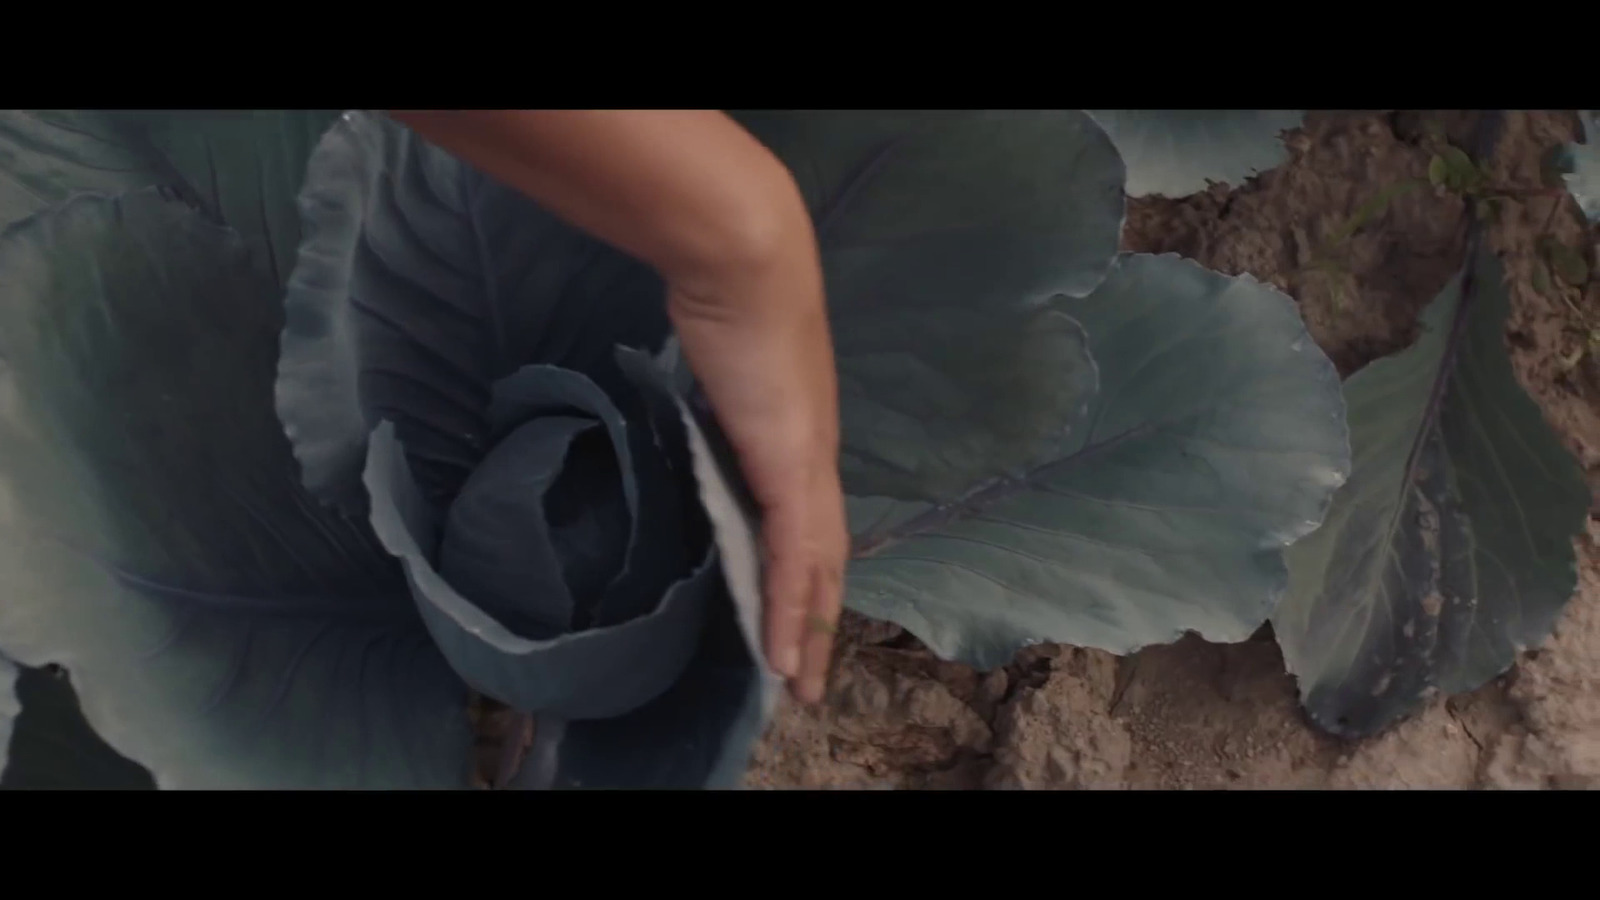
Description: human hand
xmin=666 ymin=227 xmax=848 ymax=705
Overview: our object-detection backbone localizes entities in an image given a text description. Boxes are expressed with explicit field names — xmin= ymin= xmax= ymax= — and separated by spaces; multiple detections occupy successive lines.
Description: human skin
xmin=387 ymin=110 xmax=848 ymax=705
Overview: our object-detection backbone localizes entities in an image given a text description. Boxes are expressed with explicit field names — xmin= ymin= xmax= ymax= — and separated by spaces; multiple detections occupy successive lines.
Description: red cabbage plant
xmin=0 ymin=110 xmax=1353 ymax=788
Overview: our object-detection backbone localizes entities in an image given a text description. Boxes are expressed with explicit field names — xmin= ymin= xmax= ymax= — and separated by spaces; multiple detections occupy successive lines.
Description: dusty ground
xmin=745 ymin=110 xmax=1600 ymax=790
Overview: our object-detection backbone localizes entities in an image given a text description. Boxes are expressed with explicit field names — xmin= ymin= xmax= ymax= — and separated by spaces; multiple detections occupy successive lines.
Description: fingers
xmin=795 ymin=559 xmax=843 ymax=704
xmin=763 ymin=523 xmax=809 ymax=680
xmin=760 ymin=481 xmax=847 ymax=706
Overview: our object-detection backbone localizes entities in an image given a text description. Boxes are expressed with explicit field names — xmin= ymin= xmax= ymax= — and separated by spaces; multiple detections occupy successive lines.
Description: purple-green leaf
xmin=1274 ymin=246 xmax=1589 ymax=737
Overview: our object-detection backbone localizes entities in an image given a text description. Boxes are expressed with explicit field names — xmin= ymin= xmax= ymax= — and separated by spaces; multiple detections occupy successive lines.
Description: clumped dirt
xmin=745 ymin=110 xmax=1600 ymax=790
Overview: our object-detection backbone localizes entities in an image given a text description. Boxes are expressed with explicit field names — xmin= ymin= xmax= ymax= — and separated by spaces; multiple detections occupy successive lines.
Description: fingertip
xmin=796 ymin=676 xmax=826 ymax=706
xmin=799 ymin=659 xmax=831 ymax=705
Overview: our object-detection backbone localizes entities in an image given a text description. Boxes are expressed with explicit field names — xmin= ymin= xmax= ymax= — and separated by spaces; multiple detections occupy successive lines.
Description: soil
xmin=744 ymin=110 xmax=1600 ymax=790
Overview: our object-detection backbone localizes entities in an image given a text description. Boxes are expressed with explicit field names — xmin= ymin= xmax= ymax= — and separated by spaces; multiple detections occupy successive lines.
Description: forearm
xmin=386 ymin=110 xmax=846 ymax=696
xmin=385 ymin=110 xmax=816 ymax=305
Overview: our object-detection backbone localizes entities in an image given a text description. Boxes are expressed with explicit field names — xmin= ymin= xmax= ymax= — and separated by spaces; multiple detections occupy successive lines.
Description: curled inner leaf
xmin=439 ymin=416 xmax=630 ymax=639
xmin=363 ymin=364 xmax=714 ymax=721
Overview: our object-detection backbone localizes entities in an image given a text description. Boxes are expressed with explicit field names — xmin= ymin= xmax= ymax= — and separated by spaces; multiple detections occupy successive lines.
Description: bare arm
xmin=389 ymin=110 xmax=807 ymax=297
xmin=387 ymin=110 xmax=846 ymax=704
